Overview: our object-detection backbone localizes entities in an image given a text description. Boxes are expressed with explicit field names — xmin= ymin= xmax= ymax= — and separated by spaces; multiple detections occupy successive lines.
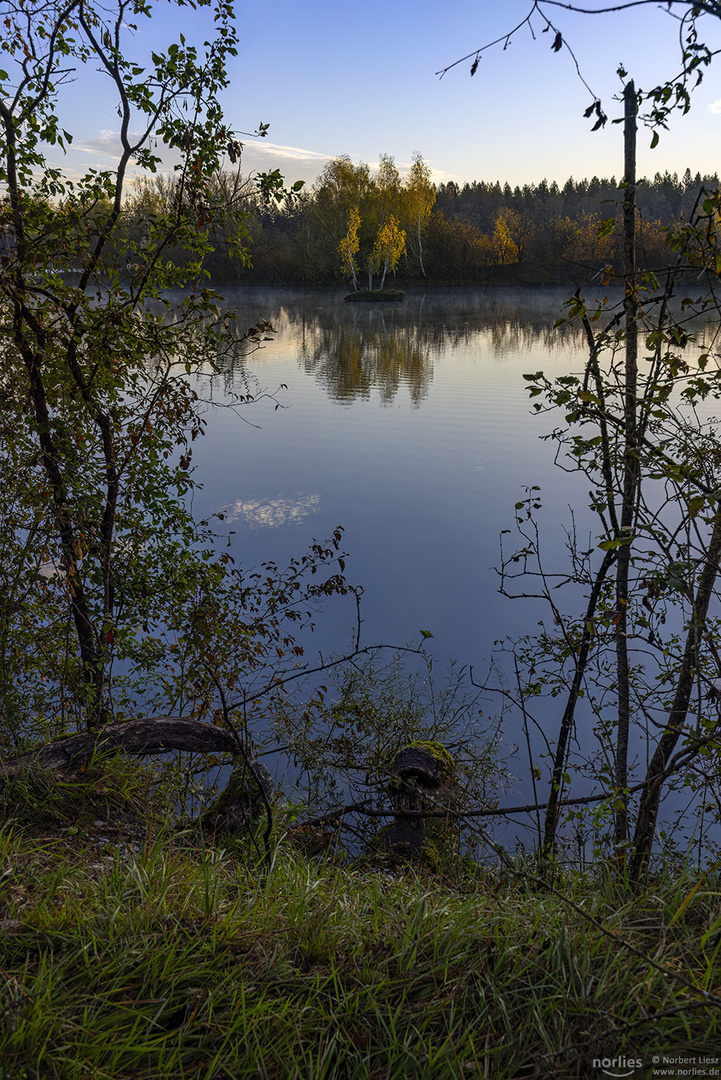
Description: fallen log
xmin=0 ymin=716 xmax=240 ymax=786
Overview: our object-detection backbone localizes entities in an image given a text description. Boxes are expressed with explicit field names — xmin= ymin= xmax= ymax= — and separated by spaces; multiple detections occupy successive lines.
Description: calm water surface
xmin=187 ymin=286 xmax=721 ymax=852
xmin=193 ymin=286 xmax=591 ymax=669
xmin=185 ymin=287 xmax=603 ymax=840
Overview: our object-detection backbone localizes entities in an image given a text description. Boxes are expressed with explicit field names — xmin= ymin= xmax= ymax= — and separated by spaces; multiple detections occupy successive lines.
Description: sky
xmin=43 ymin=0 xmax=721 ymax=190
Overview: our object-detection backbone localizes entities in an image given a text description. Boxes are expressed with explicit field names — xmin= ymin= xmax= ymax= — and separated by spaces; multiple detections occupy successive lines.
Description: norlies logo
xmin=593 ymin=1058 xmax=643 ymax=1078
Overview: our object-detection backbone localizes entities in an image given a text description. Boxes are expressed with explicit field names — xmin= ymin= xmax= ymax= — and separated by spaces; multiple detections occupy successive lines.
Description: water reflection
xmin=220 ymin=493 xmax=321 ymax=528
xmin=212 ymin=286 xmax=591 ymax=405
xmin=199 ymin=285 xmax=721 ymax=412
xmin=298 ymin=311 xmax=433 ymax=406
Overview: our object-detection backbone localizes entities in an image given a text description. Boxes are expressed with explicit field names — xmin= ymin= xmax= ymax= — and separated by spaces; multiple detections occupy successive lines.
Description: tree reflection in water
xmin=210 ymin=286 xmax=599 ymax=407
xmin=300 ymin=309 xmax=433 ymax=406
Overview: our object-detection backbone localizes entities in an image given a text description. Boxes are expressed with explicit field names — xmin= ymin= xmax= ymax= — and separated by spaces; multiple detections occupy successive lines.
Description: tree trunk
xmin=344 ymin=237 xmax=358 ymax=290
xmin=614 ymin=79 xmax=639 ymax=850
xmin=417 ymin=215 xmax=426 ymax=277
xmin=630 ymin=512 xmax=721 ymax=882
xmin=542 ymin=550 xmax=616 ymax=860
xmin=21 ymin=342 xmax=108 ymax=727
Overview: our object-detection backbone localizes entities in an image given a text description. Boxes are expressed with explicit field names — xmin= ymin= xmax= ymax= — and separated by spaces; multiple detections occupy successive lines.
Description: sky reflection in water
xmin=193 ymin=286 xmax=590 ymax=665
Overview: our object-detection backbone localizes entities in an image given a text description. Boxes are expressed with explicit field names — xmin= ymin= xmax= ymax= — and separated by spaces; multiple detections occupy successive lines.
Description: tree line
xmin=157 ymin=157 xmax=719 ymax=287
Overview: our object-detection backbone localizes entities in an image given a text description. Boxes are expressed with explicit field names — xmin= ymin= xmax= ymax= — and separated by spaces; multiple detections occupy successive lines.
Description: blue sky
xmin=50 ymin=0 xmax=721 ymax=188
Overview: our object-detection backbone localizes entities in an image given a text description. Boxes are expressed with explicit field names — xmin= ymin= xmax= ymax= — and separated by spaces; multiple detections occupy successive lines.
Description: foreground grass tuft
xmin=1 ymin=771 xmax=720 ymax=1077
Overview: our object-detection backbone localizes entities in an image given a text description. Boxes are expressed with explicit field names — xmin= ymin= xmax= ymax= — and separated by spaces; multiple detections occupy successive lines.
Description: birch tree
xmin=338 ymin=205 xmax=361 ymax=290
xmin=402 ymin=151 xmax=436 ymax=277
xmin=368 ymin=215 xmax=406 ymax=290
xmin=310 ymin=156 xmax=373 ymax=279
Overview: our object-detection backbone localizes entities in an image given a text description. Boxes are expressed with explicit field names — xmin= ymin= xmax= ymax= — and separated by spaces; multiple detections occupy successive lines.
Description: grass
xmin=1 ymin=761 xmax=720 ymax=1078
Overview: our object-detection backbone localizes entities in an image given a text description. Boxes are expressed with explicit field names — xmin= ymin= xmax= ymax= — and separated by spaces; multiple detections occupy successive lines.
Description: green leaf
xmin=688 ymin=496 xmax=705 ymax=519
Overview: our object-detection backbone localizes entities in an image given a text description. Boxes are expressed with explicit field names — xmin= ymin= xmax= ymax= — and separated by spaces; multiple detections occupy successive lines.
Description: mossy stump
xmin=202 ymin=759 xmax=274 ymax=838
xmin=373 ymin=742 xmax=458 ymax=869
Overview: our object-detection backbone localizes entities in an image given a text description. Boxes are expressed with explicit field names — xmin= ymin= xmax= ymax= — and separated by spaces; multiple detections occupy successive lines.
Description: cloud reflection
xmin=220 ymin=493 xmax=321 ymax=528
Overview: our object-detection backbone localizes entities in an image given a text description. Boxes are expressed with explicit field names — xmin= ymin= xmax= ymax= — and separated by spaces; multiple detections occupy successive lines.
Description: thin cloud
xmin=75 ymin=134 xmax=460 ymax=185
xmin=82 ymin=129 xmax=124 ymax=158
xmin=81 ymin=129 xmax=171 ymax=161
xmin=707 ymin=100 xmax=721 ymax=114
xmin=77 ymin=146 xmax=121 ymax=159
xmin=82 ymin=132 xmax=330 ymax=165
xmin=244 ymin=141 xmax=331 ymax=164
xmin=242 ymin=143 xmax=459 ymax=181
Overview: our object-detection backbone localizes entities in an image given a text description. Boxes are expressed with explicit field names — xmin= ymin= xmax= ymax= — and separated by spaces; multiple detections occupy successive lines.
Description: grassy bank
xmin=1 ymin=767 xmax=720 ymax=1078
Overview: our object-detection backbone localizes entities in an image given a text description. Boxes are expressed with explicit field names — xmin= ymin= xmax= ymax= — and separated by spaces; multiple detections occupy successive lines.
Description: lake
xmin=188 ymin=285 xmax=719 ymax=858
xmin=193 ymin=286 xmax=589 ymax=663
